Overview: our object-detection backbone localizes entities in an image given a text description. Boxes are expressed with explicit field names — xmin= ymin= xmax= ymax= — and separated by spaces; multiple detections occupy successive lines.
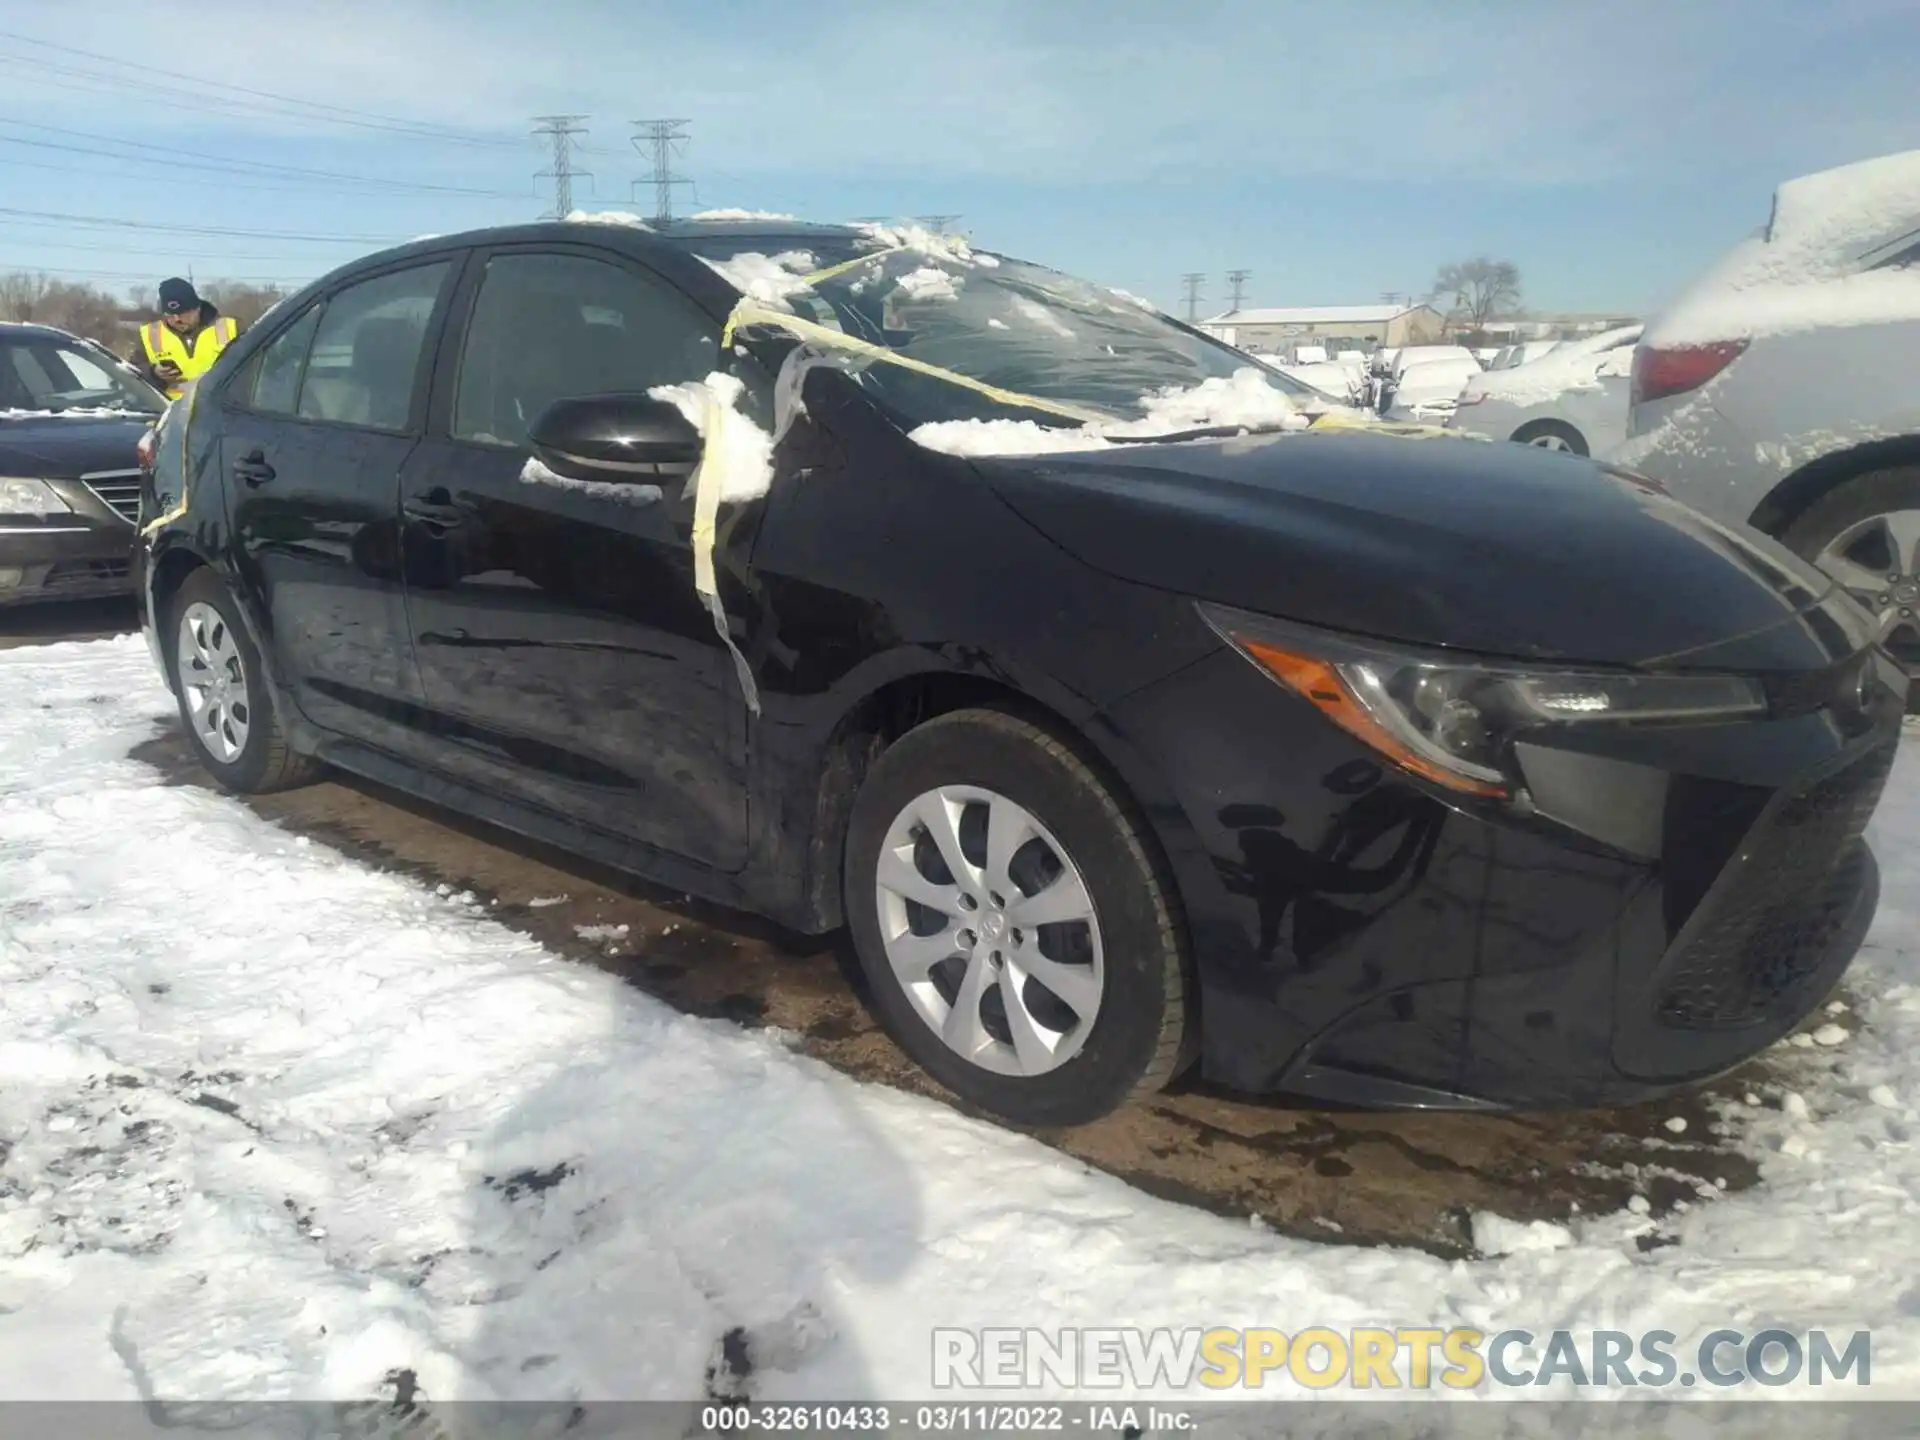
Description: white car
xmin=1448 ymin=324 xmax=1643 ymax=455
xmin=1279 ymin=359 xmax=1368 ymax=405
xmin=1382 ymin=354 xmax=1482 ymax=423
xmin=1389 ymin=344 xmax=1476 ymax=380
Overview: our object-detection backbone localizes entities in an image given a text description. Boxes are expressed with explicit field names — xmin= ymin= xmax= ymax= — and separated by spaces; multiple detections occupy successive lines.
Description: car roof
xmin=0 ymin=321 xmax=89 ymax=343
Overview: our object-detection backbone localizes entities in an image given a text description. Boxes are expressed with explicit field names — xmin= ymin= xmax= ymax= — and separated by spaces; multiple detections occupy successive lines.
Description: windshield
xmin=0 ymin=336 xmax=163 ymax=416
xmin=685 ymin=236 xmax=1324 ymax=429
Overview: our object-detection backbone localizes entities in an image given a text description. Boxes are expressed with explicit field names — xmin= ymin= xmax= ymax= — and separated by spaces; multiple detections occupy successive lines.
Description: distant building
xmin=1198 ymin=303 xmax=1445 ymax=355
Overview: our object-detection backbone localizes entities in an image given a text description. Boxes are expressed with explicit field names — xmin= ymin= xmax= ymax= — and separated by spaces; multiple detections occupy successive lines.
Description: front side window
xmin=452 ymin=251 xmax=719 ymax=447
xmin=0 ymin=338 xmax=163 ymax=415
xmin=247 ymin=304 xmax=322 ymax=415
xmin=296 ymin=262 xmax=450 ymax=430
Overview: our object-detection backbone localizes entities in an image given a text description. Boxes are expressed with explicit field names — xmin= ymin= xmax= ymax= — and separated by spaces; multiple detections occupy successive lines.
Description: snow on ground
xmin=3 ymin=639 xmax=1920 ymax=1408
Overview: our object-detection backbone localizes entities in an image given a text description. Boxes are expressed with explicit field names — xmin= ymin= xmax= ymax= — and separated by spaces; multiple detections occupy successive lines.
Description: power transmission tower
xmin=532 ymin=115 xmax=591 ymax=219
xmin=632 ymin=119 xmax=693 ymax=223
xmin=1226 ymin=269 xmax=1252 ymax=312
xmin=917 ymin=214 xmax=962 ymax=234
xmin=1180 ymin=272 xmax=1206 ymax=323
xmin=1380 ymin=290 xmax=1405 ymax=307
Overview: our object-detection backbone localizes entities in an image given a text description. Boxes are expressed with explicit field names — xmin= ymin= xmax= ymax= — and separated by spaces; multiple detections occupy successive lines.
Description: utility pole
xmin=631 ymin=119 xmax=693 ymax=223
xmin=1226 ymin=268 xmax=1251 ymax=313
xmin=1180 ymin=272 xmax=1206 ymax=323
xmin=532 ymin=115 xmax=591 ymax=219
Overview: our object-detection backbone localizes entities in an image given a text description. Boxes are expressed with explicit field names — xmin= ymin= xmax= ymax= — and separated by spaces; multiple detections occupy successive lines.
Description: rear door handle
xmin=232 ymin=449 xmax=275 ymax=487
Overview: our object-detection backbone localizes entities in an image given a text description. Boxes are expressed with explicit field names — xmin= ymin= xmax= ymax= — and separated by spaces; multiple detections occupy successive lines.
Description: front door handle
xmin=232 ymin=449 xmax=275 ymax=488
xmin=403 ymin=488 xmax=467 ymax=530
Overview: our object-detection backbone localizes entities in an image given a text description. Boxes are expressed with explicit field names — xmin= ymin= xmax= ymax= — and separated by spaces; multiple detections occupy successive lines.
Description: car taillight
xmin=1630 ymin=340 xmax=1748 ymax=407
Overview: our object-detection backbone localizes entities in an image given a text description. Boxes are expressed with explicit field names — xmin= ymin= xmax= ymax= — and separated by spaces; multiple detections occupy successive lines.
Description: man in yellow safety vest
xmin=131 ymin=278 xmax=240 ymax=400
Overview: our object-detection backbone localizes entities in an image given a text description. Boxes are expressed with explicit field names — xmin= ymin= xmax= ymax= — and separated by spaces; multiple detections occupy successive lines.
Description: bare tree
xmin=199 ymin=280 xmax=290 ymax=328
xmin=0 ymin=271 xmax=55 ymax=323
xmin=1430 ymin=257 xmax=1522 ymax=333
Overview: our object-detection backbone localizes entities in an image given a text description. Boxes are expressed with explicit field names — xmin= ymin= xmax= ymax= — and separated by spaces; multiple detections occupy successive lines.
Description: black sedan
xmin=136 ymin=219 xmax=1904 ymax=1127
xmin=1 ymin=323 xmax=165 ymax=607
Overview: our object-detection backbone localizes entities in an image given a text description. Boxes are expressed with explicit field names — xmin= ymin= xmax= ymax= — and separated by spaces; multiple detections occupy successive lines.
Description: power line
xmin=533 ymin=115 xmax=591 ymax=219
xmin=0 ymin=204 xmax=398 ymax=244
xmin=0 ymin=118 xmax=531 ymax=199
xmin=632 ymin=119 xmax=692 ymax=223
xmin=0 ymin=28 xmax=526 ymax=148
xmin=1180 ymin=272 xmax=1206 ymax=323
xmin=1226 ymin=269 xmax=1252 ymax=312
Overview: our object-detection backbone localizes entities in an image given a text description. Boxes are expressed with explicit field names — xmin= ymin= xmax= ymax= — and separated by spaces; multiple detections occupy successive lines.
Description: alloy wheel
xmin=1813 ymin=508 xmax=1920 ymax=675
xmin=176 ymin=601 xmax=252 ymax=763
xmin=1527 ymin=432 xmax=1574 ymax=452
xmin=873 ymin=784 xmax=1104 ymax=1078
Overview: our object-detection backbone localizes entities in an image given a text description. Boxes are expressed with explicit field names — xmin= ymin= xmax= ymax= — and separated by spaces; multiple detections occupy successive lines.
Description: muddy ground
xmin=12 ymin=599 xmax=1809 ymax=1258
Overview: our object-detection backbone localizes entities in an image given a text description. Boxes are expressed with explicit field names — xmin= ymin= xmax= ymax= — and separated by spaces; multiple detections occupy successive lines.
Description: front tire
xmin=843 ymin=708 xmax=1193 ymax=1128
xmin=1512 ymin=419 xmax=1587 ymax=455
xmin=167 ymin=568 xmax=320 ymax=794
xmin=1781 ymin=466 xmax=1920 ymax=711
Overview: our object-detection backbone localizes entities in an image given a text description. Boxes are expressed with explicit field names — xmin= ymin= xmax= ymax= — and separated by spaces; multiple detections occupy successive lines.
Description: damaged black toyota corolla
xmin=135 ymin=219 xmax=1905 ymax=1127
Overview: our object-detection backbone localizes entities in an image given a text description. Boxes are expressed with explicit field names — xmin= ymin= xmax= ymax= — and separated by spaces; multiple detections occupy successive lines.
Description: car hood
xmin=973 ymin=429 xmax=1851 ymax=669
xmin=0 ymin=413 xmax=154 ymax=477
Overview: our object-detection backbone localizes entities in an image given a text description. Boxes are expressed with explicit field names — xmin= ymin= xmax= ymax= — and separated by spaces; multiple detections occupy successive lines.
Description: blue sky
xmin=0 ymin=0 xmax=1914 ymax=316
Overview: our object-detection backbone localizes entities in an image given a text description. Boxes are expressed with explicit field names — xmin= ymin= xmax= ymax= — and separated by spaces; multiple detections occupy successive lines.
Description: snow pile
xmin=690 ymin=209 xmax=800 ymax=222
xmin=646 ymin=371 xmax=772 ymax=502
xmin=518 ymin=456 xmax=662 ymax=506
xmin=892 ymin=267 xmax=962 ymax=302
xmin=911 ymin=367 xmax=1308 ymax=456
xmin=562 ymin=210 xmax=654 ymax=229
xmin=852 ymin=220 xmax=985 ymax=268
xmin=696 ymin=250 xmax=819 ymax=310
xmin=1463 ymin=332 xmax=1639 ymax=409
xmin=0 ymin=407 xmax=154 ymax=421
xmin=1107 ymin=287 xmax=1160 ymax=313
xmin=1 ymin=642 xmax=1919 ymax=1402
xmin=1648 ymin=148 xmax=1920 ymax=345
xmin=1470 ymin=1215 xmax=1574 ymax=1258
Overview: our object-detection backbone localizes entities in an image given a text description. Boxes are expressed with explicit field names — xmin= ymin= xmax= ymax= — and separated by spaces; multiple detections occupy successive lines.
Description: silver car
xmin=1613 ymin=148 xmax=1920 ymax=702
xmin=1450 ymin=324 xmax=1641 ymax=456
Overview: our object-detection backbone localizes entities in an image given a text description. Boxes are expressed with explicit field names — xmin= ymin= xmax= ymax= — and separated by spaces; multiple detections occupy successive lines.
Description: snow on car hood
xmin=1647 ymin=148 xmax=1920 ymax=346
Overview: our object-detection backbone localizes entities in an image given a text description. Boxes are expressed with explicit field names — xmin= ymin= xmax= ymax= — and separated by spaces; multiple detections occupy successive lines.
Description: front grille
xmin=1654 ymin=739 xmax=1897 ymax=1030
xmin=82 ymin=471 xmax=142 ymax=525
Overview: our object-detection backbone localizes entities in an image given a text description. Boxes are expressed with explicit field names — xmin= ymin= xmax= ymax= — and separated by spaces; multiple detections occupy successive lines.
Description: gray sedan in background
xmin=1612 ymin=149 xmax=1920 ymax=704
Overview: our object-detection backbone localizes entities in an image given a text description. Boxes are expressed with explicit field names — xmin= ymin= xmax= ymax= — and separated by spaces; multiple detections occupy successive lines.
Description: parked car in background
xmin=1279 ymin=358 xmax=1369 ymax=406
xmin=1491 ymin=340 xmax=1562 ymax=370
xmin=1614 ymin=148 xmax=1920 ymax=706
xmin=135 ymin=216 xmax=1904 ymax=1126
xmin=1382 ymin=354 xmax=1482 ymax=423
xmin=0 ymin=322 xmax=166 ymax=608
xmin=1449 ymin=324 xmax=1643 ymax=455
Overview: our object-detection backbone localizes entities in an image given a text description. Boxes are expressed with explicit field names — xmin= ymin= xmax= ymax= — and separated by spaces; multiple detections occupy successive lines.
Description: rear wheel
xmin=843 ymin=709 xmax=1193 ymax=1128
xmin=167 ymin=568 xmax=321 ymax=793
xmin=1512 ymin=419 xmax=1588 ymax=456
xmin=1781 ymin=466 xmax=1920 ymax=711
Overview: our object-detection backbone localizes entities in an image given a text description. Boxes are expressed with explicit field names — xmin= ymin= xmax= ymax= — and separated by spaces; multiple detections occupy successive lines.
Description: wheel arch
xmin=790 ymin=652 xmax=1199 ymax=952
xmin=1748 ymin=434 xmax=1920 ymax=538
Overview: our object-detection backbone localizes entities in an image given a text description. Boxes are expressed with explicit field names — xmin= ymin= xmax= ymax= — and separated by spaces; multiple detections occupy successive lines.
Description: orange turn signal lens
xmin=1240 ymin=638 xmax=1509 ymax=798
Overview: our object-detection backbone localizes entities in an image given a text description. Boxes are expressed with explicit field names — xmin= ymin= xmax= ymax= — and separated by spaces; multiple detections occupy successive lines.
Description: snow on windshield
xmin=910 ymin=367 xmax=1310 ymax=456
xmin=696 ymin=250 xmax=819 ymax=310
xmin=1648 ymin=148 xmax=1920 ymax=345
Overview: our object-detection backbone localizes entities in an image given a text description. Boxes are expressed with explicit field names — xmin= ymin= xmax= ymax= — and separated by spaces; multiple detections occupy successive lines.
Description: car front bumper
xmin=1106 ymin=645 xmax=1905 ymax=1110
xmin=0 ymin=478 xmax=138 ymax=607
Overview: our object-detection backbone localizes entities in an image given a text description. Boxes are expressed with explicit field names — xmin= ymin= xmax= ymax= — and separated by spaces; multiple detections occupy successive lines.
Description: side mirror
xmin=528 ymin=393 xmax=704 ymax=481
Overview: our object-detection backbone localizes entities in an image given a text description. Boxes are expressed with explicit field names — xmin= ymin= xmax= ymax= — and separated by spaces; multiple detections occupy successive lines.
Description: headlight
xmin=1201 ymin=603 xmax=1766 ymax=800
xmin=0 ymin=477 xmax=71 ymax=516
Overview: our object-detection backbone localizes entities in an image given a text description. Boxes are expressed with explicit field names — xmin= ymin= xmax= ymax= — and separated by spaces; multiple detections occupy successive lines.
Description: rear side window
xmin=247 ymin=305 xmax=322 ymax=415
xmin=451 ymin=251 xmax=717 ymax=447
xmin=295 ymin=262 xmax=450 ymax=431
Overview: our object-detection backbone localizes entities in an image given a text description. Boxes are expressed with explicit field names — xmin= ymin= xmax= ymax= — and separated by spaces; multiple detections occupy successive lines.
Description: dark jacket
xmin=127 ymin=304 xmax=227 ymax=390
